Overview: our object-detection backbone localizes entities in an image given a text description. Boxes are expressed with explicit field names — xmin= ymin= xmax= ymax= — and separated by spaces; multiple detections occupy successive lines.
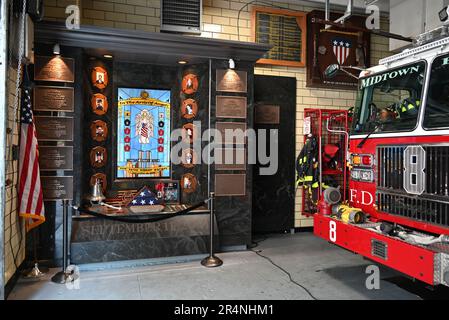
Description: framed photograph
xmin=90 ymin=146 xmax=107 ymax=168
xmin=91 ymin=93 xmax=108 ymax=115
xmin=90 ymin=120 xmax=108 ymax=142
xmin=181 ymin=173 xmax=197 ymax=193
xmin=181 ymin=148 xmax=198 ymax=168
xmin=181 ymin=73 xmax=199 ymax=95
xmin=91 ymin=66 xmax=109 ymax=89
xmin=181 ymin=98 xmax=198 ymax=119
xmin=182 ymin=123 xmax=197 ymax=144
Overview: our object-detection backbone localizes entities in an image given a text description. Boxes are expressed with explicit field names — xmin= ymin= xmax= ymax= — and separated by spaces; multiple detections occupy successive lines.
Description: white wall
xmin=390 ymin=0 xmax=449 ymax=51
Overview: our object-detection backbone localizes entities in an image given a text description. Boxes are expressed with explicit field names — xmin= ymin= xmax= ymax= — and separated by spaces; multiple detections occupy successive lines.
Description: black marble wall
xmin=210 ymin=60 xmax=255 ymax=248
xmin=29 ymin=48 xmax=256 ymax=265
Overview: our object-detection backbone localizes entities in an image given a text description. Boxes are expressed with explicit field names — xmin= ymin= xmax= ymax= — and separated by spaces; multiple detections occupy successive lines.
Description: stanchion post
xmin=51 ymin=200 xmax=69 ymax=283
xmin=201 ymin=192 xmax=223 ymax=267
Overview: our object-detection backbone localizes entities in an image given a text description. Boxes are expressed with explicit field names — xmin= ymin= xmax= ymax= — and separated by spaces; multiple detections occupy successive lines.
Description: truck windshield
xmin=352 ymin=62 xmax=426 ymax=134
xmin=423 ymin=53 xmax=449 ymax=129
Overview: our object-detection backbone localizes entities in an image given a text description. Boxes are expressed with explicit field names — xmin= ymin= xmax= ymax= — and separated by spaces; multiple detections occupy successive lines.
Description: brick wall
xmin=38 ymin=0 xmax=391 ymax=229
xmin=4 ymin=65 xmax=25 ymax=284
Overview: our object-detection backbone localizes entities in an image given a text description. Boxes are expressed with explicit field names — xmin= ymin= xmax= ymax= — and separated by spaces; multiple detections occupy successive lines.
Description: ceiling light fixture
xmin=103 ymin=54 xmax=113 ymax=59
xmin=178 ymin=60 xmax=188 ymax=65
xmin=53 ymin=43 xmax=60 ymax=55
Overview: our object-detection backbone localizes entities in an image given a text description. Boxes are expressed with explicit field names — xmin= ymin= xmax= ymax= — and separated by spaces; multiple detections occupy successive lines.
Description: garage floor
xmin=7 ymin=232 xmax=449 ymax=300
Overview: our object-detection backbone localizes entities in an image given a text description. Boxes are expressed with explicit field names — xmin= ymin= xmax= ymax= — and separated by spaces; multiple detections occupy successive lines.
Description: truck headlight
xmin=351 ymin=169 xmax=374 ymax=182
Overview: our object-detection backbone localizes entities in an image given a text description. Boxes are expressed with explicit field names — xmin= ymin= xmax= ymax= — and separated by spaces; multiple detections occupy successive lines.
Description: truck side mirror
xmin=324 ymin=64 xmax=340 ymax=79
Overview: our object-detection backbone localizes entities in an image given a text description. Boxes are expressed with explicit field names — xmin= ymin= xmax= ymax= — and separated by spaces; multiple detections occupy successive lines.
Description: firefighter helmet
xmin=398 ymin=97 xmax=420 ymax=118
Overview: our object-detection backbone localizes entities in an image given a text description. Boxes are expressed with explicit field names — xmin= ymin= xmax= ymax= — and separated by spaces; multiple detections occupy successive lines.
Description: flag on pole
xmin=18 ymin=68 xmax=45 ymax=231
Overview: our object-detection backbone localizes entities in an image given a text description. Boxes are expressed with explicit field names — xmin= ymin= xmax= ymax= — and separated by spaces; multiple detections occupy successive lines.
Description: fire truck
xmin=314 ymin=27 xmax=449 ymax=287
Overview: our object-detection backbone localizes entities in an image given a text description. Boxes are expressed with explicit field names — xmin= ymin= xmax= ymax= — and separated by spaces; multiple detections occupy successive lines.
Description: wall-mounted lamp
xmin=53 ymin=43 xmax=60 ymax=55
xmin=228 ymin=58 xmax=235 ymax=70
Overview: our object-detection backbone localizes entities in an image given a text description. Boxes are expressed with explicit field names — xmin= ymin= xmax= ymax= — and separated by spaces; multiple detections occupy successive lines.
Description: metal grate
xmin=371 ymin=239 xmax=388 ymax=260
xmin=161 ymin=0 xmax=201 ymax=33
xmin=377 ymin=145 xmax=449 ymax=228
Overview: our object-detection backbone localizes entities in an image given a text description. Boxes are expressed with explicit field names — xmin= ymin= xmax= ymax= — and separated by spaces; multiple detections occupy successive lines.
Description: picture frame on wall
xmin=251 ymin=7 xmax=307 ymax=67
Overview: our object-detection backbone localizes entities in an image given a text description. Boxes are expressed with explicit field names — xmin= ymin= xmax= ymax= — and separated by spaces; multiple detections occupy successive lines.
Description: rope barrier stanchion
xmin=201 ymin=192 xmax=223 ymax=268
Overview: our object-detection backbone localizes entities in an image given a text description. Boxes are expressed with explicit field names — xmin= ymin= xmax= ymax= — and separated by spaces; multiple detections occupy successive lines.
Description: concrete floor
xmin=8 ymin=232 xmax=446 ymax=300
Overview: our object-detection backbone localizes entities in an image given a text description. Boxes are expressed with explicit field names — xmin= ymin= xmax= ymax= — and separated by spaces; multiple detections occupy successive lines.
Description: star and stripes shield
xmin=332 ymin=38 xmax=352 ymax=65
xmin=127 ymin=186 xmax=162 ymax=206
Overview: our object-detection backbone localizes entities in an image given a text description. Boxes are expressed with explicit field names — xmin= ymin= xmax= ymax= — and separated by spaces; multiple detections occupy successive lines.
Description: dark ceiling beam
xmin=34 ymin=21 xmax=271 ymax=62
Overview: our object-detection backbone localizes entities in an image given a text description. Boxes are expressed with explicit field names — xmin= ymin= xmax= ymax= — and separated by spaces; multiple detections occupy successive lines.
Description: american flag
xmin=141 ymin=122 xmax=148 ymax=138
xmin=18 ymin=73 xmax=45 ymax=231
xmin=128 ymin=186 xmax=161 ymax=206
xmin=332 ymin=38 xmax=352 ymax=66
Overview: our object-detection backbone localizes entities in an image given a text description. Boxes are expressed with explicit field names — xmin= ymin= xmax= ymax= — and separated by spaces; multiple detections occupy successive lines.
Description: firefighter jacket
xmin=296 ymin=136 xmax=319 ymax=189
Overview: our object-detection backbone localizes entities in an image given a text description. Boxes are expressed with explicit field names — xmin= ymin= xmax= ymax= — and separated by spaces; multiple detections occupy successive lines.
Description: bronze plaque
xmin=34 ymin=86 xmax=74 ymax=112
xmin=90 ymin=146 xmax=107 ymax=168
xmin=255 ymin=105 xmax=280 ymax=124
xmin=39 ymin=146 xmax=73 ymax=171
xmin=216 ymin=96 xmax=247 ymax=119
xmin=215 ymin=147 xmax=246 ymax=171
xmin=215 ymin=174 xmax=246 ymax=196
xmin=216 ymin=69 xmax=247 ymax=93
xmin=216 ymin=122 xmax=247 ymax=145
xmin=41 ymin=176 xmax=74 ymax=201
xmin=35 ymin=116 xmax=74 ymax=141
xmin=181 ymin=173 xmax=197 ymax=193
xmin=34 ymin=56 xmax=75 ymax=83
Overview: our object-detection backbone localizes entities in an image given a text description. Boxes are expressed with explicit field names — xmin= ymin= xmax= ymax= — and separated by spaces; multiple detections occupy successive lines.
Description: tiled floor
xmin=7 ymin=232 xmax=441 ymax=300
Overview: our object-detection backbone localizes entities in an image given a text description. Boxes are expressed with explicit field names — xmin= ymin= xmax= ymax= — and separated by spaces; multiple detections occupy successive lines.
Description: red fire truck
xmin=314 ymin=28 xmax=449 ymax=287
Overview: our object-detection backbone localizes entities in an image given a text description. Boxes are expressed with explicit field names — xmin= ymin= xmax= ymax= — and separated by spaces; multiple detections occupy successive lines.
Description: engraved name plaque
xmin=34 ymin=56 xmax=75 ymax=83
xmin=216 ymin=122 xmax=247 ymax=145
xmin=39 ymin=146 xmax=74 ymax=171
xmin=215 ymin=174 xmax=246 ymax=196
xmin=216 ymin=70 xmax=247 ymax=93
xmin=41 ymin=176 xmax=74 ymax=201
xmin=255 ymin=105 xmax=280 ymax=124
xmin=35 ymin=116 xmax=74 ymax=141
xmin=34 ymin=86 xmax=74 ymax=112
xmin=216 ymin=96 xmax=247 ymax=119
xmin=215 ymin=147 xmax=246 ymax=171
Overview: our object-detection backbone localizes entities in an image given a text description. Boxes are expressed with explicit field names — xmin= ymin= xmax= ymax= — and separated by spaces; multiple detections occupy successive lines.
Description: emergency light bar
xmin=379 ymin=36 xmax=449 ymax=66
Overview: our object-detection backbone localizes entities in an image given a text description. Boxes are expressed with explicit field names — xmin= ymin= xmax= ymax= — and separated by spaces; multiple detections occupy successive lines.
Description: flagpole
xmin=22 ymin=227 xmax=49 ymax=278
xmin=51 ymin=200 xmax=69 ymax=283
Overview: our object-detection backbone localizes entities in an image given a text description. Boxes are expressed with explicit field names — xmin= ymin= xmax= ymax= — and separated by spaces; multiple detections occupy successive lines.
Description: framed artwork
xmin=90 ymin=173 xmax=107 ymax=193
xmin=181 ymin=98 xmax=198 ymax=119
xmin=181 ymin=148 xmax=198 ymax=168
xmin=90 ymin=120 xmax=108 ymax=142
xmin=116 ymin=88 xmax=171 ymax=179
xmin=182 ymin=123 xmax=197 ymax=144
xmin=90 ymin=146 xmax=107 ymax=168
xmin=181 ymin=173 xmax=197 ymax=193
xmin=91 ymin=66 xmax=108 ymax=89
xmin=181 ymin=73 xmax=198 ymax=94
xmin=91 ymin=93 xmax=108 ymax=115
xmin=252 ymin=7 xmax=307 ymax=67
xmin=306 ymin=10 xmax=371 ymax=90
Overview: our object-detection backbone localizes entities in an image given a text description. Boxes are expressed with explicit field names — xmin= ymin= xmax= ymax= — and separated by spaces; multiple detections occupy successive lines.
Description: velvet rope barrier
xmin=72 ymin=200 xmax=208 ymax=224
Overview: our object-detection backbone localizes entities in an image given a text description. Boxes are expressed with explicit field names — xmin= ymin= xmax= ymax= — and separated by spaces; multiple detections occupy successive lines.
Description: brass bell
xmin=87 ymin=180 xmax=105 ymax=204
